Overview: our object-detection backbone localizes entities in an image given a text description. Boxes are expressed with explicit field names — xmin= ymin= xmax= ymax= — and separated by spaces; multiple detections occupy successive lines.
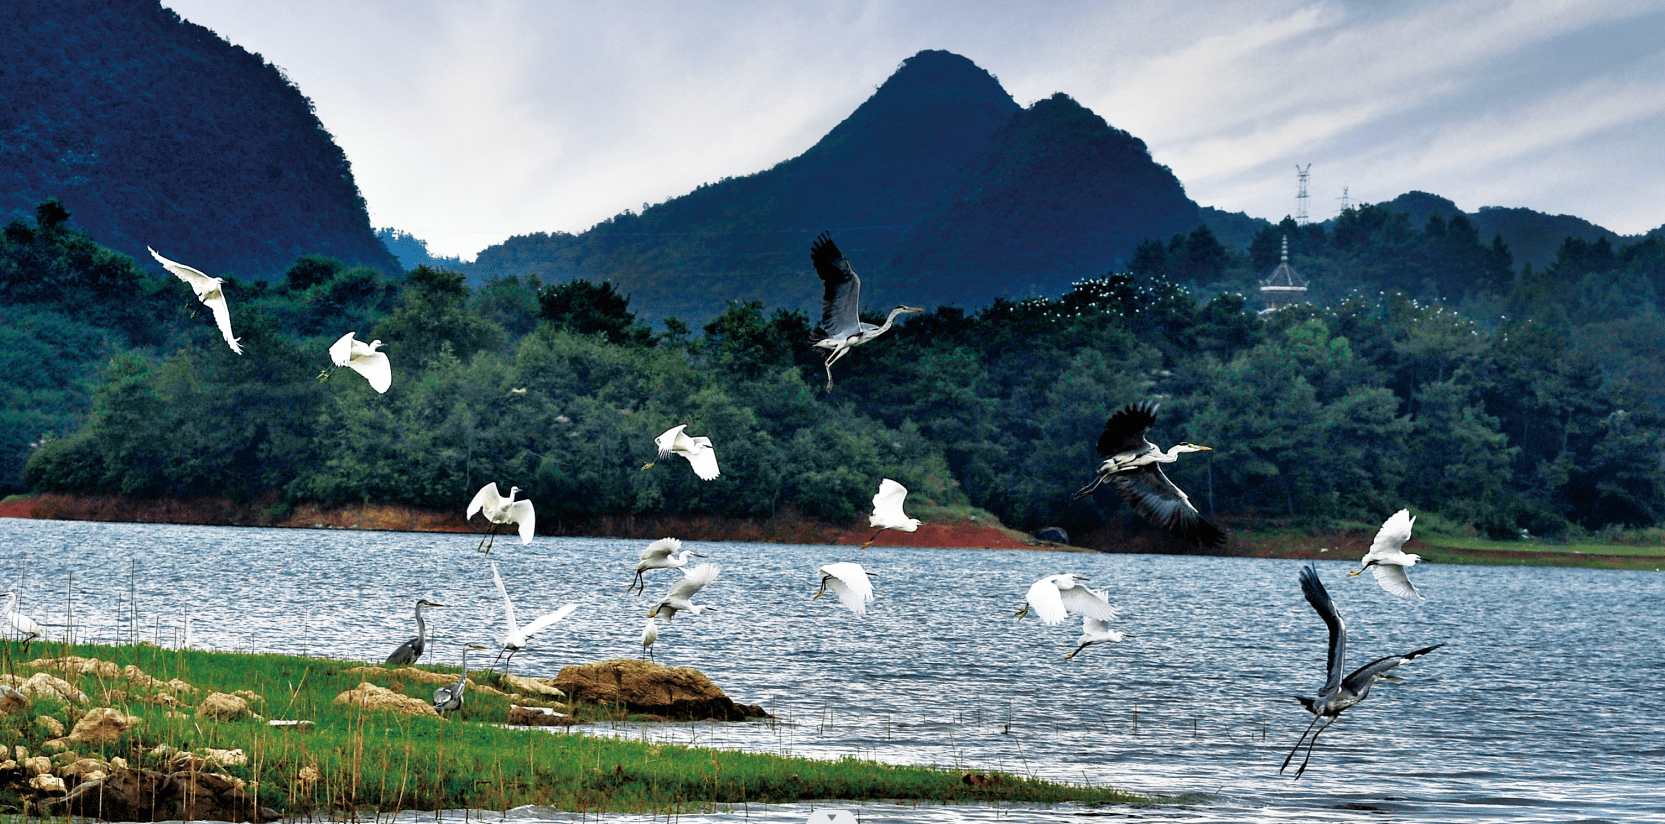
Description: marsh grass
xmin=0 ymin=641 xmax=1145 ymax=817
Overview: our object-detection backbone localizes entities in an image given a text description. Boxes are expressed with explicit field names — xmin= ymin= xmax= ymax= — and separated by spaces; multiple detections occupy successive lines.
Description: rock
xmin=65 ymin=708 xmax=140 ymax=745
xmin=30 ymin=773 xmax=66 ymax=794
xmin=332 ymin=682 xmax=439 ymax=717
xmin=15 ymin=673 xmax=87 ymax=704
xmin=297 ymin=764 xmax=321 ymax=786
xmin=24 ymin=755 xmax=52 ymax=775
xmin=201 ymin=748 xmax=247 ymax=767
xmin=507 ymin=705 xmax=577 ymax=727
xmin=502 ymin=673 xmax=565 ymax=697
xmin=551 ymin=659 xmax=769 ymax=721
xmin=26 ymin=656 xmax=122 ymax=678
xmin=162 ymin=678 xmax=196 ymax=694
xmin=56 ymin=768 xmax=280 ymax=822
xmin=198 ymin=692 xmax=259 ymax=721
xmin=266 ymin=719 xmax=314 ymax=729
xmin=1035 ymin=526 xmax=1069 ymax=544
xmin=36 ymin=715 xmax=65 ymax=737
xmin=58 ymin=757 xmax=111 ymax=781
xmin=231 ymin=690 xmax=262 ymax=704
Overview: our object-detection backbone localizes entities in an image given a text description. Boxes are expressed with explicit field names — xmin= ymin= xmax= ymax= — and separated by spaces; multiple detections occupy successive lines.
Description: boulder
xmin=36 ymin=715 xmax=65 ymax=737
xmin=507 ymin=705 xmax=576 ymax=727
xmin=332 ymin=682 xmax=439 ymax=717
xmin=551 ymin=659 xmax=768 ymax=721
xmin=1035 ymin=526 xmax=1069 ymax=544
xmin=198 ymin=692 xmax=259 ymax=721
xmin=55 ymin=768 xmax=280 ymax=822
xmin=14 ymin=673 xmax=87 ymax=704
xmin=64 ymin=708 xmax=140 ymax=744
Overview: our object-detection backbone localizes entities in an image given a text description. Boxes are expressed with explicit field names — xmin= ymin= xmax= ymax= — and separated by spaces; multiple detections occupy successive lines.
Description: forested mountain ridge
xmin=0 ymin=0 xmax=398 ymax=280
xmin=468 ymin=50 xmax=1198 ymax=323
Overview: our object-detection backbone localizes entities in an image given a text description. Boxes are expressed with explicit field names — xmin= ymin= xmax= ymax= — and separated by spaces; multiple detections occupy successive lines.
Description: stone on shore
xmin=332 ymin=682 xmax=439 ymax=717
xmin=551 ymin=659 xmax=768 ymax=721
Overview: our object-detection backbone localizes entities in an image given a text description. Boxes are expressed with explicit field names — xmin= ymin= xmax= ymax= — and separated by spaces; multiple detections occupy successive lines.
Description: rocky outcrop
xmin=198 ymin=692 xmax=260 ymax=721
xmin=333 ymin=682 xmax=439 ymax=717
xmin=551 ymin=659 xmax=768 ymax=721
xmin=55 ymin=768 xmax=279 ymax=822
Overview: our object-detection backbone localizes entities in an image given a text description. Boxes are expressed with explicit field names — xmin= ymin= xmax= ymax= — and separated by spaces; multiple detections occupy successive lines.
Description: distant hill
xmin=0 ymin=0 xmax=399 ymax=279
xmin=1372 ymin=191 xmax=1622 ymax=271
xmin=469 ymin=50 xmax=1200 ymax=322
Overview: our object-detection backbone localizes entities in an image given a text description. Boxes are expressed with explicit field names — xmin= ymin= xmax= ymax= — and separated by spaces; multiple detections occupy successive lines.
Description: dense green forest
xmin=7 ymin=198 xmax=1662 ymax=542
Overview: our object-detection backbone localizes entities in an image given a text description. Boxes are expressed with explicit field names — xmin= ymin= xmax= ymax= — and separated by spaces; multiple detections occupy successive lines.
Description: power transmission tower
xmin=1295 ymin=164 xmax=1311 ymax=225
xmin=1339 ymin=186 xmax=1350 ymax=214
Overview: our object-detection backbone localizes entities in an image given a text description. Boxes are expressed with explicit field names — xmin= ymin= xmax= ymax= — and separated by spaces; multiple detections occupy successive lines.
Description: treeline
xmin=8 ymin=200 xmax=1665 ymax=540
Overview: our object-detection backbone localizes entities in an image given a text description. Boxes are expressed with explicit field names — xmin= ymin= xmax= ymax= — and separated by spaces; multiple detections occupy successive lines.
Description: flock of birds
xmin=109 ymin=235 xmax=1441 ymax=774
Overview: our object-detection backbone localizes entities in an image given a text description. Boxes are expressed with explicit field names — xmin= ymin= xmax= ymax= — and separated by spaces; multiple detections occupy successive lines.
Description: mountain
xmin=1373 ymin=192 xmax=1622 ymax=271
xmin=469 ymin=50 xmax=1199 ymax=322
xmin=0 ymin=0 xmax=399 ymax=279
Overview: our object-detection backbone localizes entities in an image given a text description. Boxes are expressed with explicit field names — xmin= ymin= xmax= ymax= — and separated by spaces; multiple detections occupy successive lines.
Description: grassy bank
xmin=1 ymin=641 xmax=1146 ymax=817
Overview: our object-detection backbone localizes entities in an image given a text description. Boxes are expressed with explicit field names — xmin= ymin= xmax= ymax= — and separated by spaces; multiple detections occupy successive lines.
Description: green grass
xmin=1 ymin=641 xmax=1147 ymax=816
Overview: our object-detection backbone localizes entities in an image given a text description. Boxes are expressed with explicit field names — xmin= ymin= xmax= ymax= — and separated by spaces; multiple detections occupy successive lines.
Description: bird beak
xmin=691 ymin=553 xmax=706 ymax=558
xmin=811 ymin=591 xmax=825 ymax=600
xmin=1196 ymin=445 xmax=1213 ymax=451
xmin=1346 ymin=569 xmax=1363 ymax=577
xmin=641 ymin=462 xmax=655 ymax=470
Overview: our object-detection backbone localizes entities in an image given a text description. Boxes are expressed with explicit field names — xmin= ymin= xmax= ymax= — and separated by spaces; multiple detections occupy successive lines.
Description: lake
xmin=4 ymin=518 xmax=1662 ymax=823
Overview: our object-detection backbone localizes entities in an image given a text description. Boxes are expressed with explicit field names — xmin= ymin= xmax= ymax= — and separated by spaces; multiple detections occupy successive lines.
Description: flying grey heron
xmin=808 ymin=232 xmax=923 ymax=391
xmin=860 ymin=479 xmax=921 ymax=549
xmin=812 ymin=562 xmax=875 ymax=616
xmin=466 ymin=482 xmax=536 ymax=555
xmin=1064 ymin=614 xmax=1126 ymax=660
xmin=628 ymin=537 xmax=705 ymax=594
xmin=1348 ymin=509 xmax=1424 ymax=598
xmin=320 ymin=332 xmax=391 ymax=393
xmin=384 ymin=598 xmax=444 ymax=665
xmin=1282 ymin=564 xmax=1443 ymax=779
xmin=642 ymin=425 xmax=720 ymax=480
xmin=147 ymin=247 xmax=242 ymax=354
xmin=490 ymin=560 xmax=579 ymax=675
xmin=1073 ymin=401 xmax=1227 ymax=550
xmin=1015 ymin=573 xmax=1121 ymax=625
xmin=433 ymin=643 xmax=487 ymax=713
xmin=647 ymin=562 xmax=721 ymax=620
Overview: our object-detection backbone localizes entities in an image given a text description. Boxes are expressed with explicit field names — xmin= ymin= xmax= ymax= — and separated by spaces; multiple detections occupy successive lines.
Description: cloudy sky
xmin=164 ymin=0 xmax=1665 ymax=260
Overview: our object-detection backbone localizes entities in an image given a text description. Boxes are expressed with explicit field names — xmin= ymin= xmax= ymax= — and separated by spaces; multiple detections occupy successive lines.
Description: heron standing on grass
xmin=434 ymin=643 xmax=487 ymax=713
xmin=385 ymin=598 xmax=444 ymax=665
xmin=807 ymin=232 xmax=922 ymax=391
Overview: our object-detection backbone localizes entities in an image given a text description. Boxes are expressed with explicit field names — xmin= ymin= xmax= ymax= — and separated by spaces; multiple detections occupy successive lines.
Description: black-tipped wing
xmin=1109 ymin=463 xmax=1227 ymax=548
xmin=1299 ymin=564 xmax=1347 ymax=696
xmin=1095 ymin=401 xmax=1159 ymax=458
xmin=1341 ymin=643 xmax=1443 ymax=692
xmin=810 ymin=232 xmax=861 ymax=341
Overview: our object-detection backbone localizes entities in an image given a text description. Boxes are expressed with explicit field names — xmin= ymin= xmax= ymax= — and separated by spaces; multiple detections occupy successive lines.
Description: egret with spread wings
xmin=813 ymin=562 xmax=875 ymax=617
xmin=490 ymin=560 xmax=579 ymax=675
xmin=860 ymin=479 xmax=920 ymax=549
xmin=643 ymin=425 xmax=720 ymax=480
xmin=323 ymin=332 xmax=392 ymax=393
xmin=466 ymin=482 xmax=535 ymax=555
xmin=1073 ymin=401 xmax=1227 ymax=550
xmin=628 ymin=537 xmax=705 ymax=594
xmin=148 ymin=246 xmax=242 ymax=354
xmin=1348 ymin=509 xmax=1424 ymax=599
xmin=1015 ymin=573 xmax=1121 ymax=625
xmin=808 ymin=232 xmax=922 ymax=391
xmin=647 ymin=563 xmax=721 ymax=621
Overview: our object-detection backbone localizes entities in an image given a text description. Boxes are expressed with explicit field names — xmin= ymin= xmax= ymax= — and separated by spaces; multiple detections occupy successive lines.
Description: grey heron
xmin=643 ymin=424 xmax=720 ymax=480
xmin=1348 ymin=509 xmax=1424 ymax=599
xmin=812 ymin=562 xmax=875 ymax=616
xmin=860 ymin=479 xmax=921 ymax=549
xmin=433 ymin=643 xmax=487 ymax=713
xmin=490 ymin=560 xmax=579 ymax=675
xmin=1282 ymin=564 xmax=1443 ymax=779
xmin=1073 ymin=401 xmax=1227 ymax=550
xmin=808 ymin=232 xmax=922 ymax=391
xmin=466 ymin=482 xmax=535 ymax=555
xmin=384 ymin=598 xmax=444 ymax=665
xmin=647 ymin=562 xmax=721 ymax=620
xmin=320 ymin=332 xmax=391 ymax=393
xmin=1015 ymin=573 xmax=1121 ymax=625
xmin=628 ymin=537 xmax=705 ymax=594
xmin=147 ymin=247 xmax=242 ymax=354
xmin=1064 ymin=613 xmax=1126 ymax=660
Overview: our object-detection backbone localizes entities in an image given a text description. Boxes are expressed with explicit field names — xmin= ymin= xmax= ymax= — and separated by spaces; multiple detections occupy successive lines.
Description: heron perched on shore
xmin=643 ymin=425 xmax=720 ymax=480
xmin=0 ymin=591 xmax=42 ymax=642
xmin=1015 ymin=573 xmax=1121 ymax=625
xmin=808 ymin=232 xmax=922 ymax=391
xmin=1073 ymin=401 xmax=1227 ymax=550
xmin=433 ymin=643 xmax=487 ymax=713
xmin=813 ymin=562 xmax=875 ymax=617
xmin=647 ymin=563 xmax=721 ymax=621
xmin=1349 ymin=509 xmax=1424 ymax=599
xmin=466 ymin=482 xmax=535 ymax=555
xmin=384 ymin=598 xmax=444 ymax=665
xmin=861 ymin=479 xmax=920 ymax=549
xmin=1282 ymin=564 xmax=1443 ymax=779
xmin=322 ymin=331 xmax=392 ymax=393
xmin=628 ymin=537 xmax=705 ymax=594
xmin=148 ymin=246 xmax=242 ymax=354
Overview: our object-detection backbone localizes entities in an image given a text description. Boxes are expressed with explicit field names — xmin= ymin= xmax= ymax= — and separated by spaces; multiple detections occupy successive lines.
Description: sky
xmin=162 ymin=0 xmax=1665 ymax=261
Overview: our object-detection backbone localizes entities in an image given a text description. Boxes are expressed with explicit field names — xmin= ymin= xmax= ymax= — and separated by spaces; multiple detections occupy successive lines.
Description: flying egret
xmin=640 ymin=618 xmax=659 ymax=661
xmin=643 ymin=424 xmax=720 ymax=480
xmin=808 ymin=232 xmax=923 ymax=391
xmin=384 ymin=598 xmax=444 ymax=666
xmin=147 ymin=246 xmax=242 ymax=354
xmin=1064 ymin=613 xmax=1127 ymax=660
xmin=813 ymin=562 xmax=875 ymax=616
xmin=1282 ymin=564 xmax=1443 ymax=780
xmin=466 ymin=482 xmax=535 ymax=555
xmin=1073 ymin=401 xmax=1227 ymax=550
xmin=647 ymin=562 xmax=721 ymax=621
xmin=860 ymin=479 xmax=921 ymax=549
xmin=1348 ymin=509 xmax=1424 ymax=599
xmin=433 ymin=643 xmax=487 ymax=713
xmin=321 ymin=332 xmax=392 ymax=393
xmin=1015 ymin=573 xmax=1121 ymax=625
xmin=490 ymin=560 xmax=579 ymax=675
xmin=0 ymin=592 xmax=42 ymax=642
xmin=628 ymin=537 xmax=705 ymax=594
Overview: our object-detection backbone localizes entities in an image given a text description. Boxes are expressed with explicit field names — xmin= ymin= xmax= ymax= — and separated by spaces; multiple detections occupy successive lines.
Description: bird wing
xmin=1024 ymin=577 xmax=1070 ymax=625
xmin=149 ymin=246 xmax=215 ymax=292
xmin=655 ymin=425 xmax=685 ymax=458
xmin=640 ymin=537 xmax=681 ymax=561
xmin=1058 ymin=584 xmax=1121 ymax=621
xmin=1299 ymin=564 xmax=1346 ymax=696
xmin=1095 ymin=401 xmax=1159 ymax=458
xmin=870 ymin=479 xmax=910 ymax=526
xmin=667 ymin=562 xmax=721 ymax=600
xmin=1370 ymin=563 xmax=1421 ymax=599
xmin=1110 ymin=464 xmax=1228 ymax=549
xmin=1367 ymin=509 xmax=1415 ymax=557
xmin=1341 ymin=644 xmax=1443 ymax=693
xmin=329 ymin=332 xmax=357 ymax=367
xmin=1081 ymin=615 xmax=1112 ymax=635
xmin=508 ymin=499 xmax=536 ymax=543
xmin=350 ymin=350 xmax=392 ymax=393
xmin=467 ymin=483 xmax=501 ymax=520
xmin=491 ymin=560 xmax=518 ymax=635
xmin=821 ymin=563 xmax=874 ymax=615
xmin=199 ymin=286 xmax=242 ymax=354
xmin=520 ymin=603 xmax=579 ymax=639
xmin=683 ymin=438 xmax=720 ymax=480
xmin=810 ymin=232 xmax=862 ymax=341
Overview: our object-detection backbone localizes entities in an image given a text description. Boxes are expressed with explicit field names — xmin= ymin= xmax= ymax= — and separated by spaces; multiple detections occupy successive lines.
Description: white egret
xmin=490 ymin=560 xmax=579 ymax=675
xmin=1348 ymin=509 xmax=1424 ymax=599
xmin=808 ymin=232 xmax=923 ymax=391
xmin=433 ymin=643 xmax=487 ymax=713
xmin=1016 ymin=573 xmax=1121 ymax=625
xmin=466 ymin=482 xmax=535 ymax=555
xmin=1073 ymin=401 xmax=1226 ymax=550
xmin=647 ymin=562 xmax=721 ymax=621
xmin=322 ymin=332 xmax=391 ymax=393
xmin=860 ymin=479 xmax=921 ymax=549
xmin=640 ymin=618 xmax=659 ymax=661
xmin=812 ymin=562 xmax=875 ymax=616
xmin=643 ymin=424 xmax=720 ymax=480
xmin=1064 ymin=613 xmax=1127 ymax=660
xmin=628 ymin=537 xmax=705 ymax=594
xmin=147 ymin=246 xmax=242 ymax=354
xmin=0 ymin=592 xmax=42 ymax=642
xmin=384 ymin=598 xmax=444 ymax=665
xmin=1282 ymin=564 xmax=1443 ymax=780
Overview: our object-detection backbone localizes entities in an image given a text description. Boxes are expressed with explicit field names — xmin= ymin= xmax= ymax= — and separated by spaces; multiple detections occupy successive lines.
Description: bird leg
xmin=1280 ymin=712 xmax=1325 ymax=775
xmin=1013 ymin=603 xmax=1030 ymax=619
xmin=627 ymin=570 xmax=645 ymax=594
xmin=1064 ymin=643 xmax=1090 ymax=660
xmin=811 ymin=577 xmax=830 ymax=600
xmin=1072 ymin=472 xmax=1112 ymax=500
xmin=475 ymin=525 xmax=499 ymax=555
xmin=859 ymin=528 xmax=885 ymax=550
xmin=1291 ymin=717 xmax=1335 ymax=780
xmin=316 ymin=367 xmax=335 ymax=383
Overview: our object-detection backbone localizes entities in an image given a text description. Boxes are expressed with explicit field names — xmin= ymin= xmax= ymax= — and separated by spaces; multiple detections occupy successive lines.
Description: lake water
xmin=4 ymin=518 xmax=1662 ymax=823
